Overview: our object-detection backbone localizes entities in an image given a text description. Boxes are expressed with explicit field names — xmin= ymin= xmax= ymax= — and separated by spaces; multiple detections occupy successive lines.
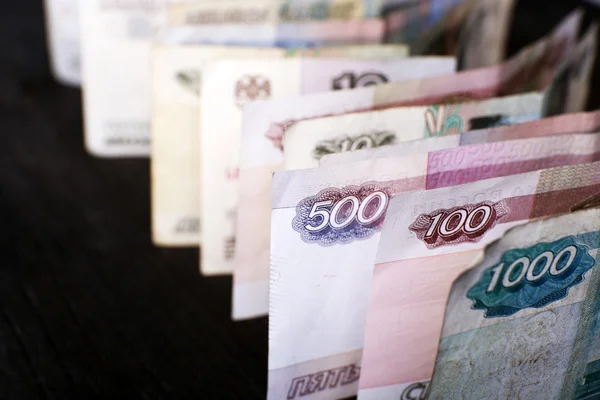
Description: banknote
xmin=427 ymin=207 xmax=600 ymax=399
xmin=359 ymin=161 xmax=600 ymax=400
xmin=154 ymin=18 xmax=386 ymax=46
xmin=151 ymin=44 xmax=409 ymax=247
xmin=320 ymin=109 xmax=600 ymax=165
xmin=200 ymin=57 xmax=455 ymax=275
xmin=81 ymin=2 xmax=386 ymax=158
xmin=81 ymin=0 xmax=182 ymax=156
xmin=152 ymin=46 xmax=287 ymax=247
xmin=282 ymin=44 xmax=409 ymax=57
xmin=167 ymin=0 xmax=382 ymax=25
xmin=571 ymin=209 xmax=600 ymax=400
xmin=550 ymin=23 xmax=599 ymax=114
xmin=456 ymin=0 xmax=515 ymax=69
xmin=44 ymin=0 xmax=80 ymax=86
xmin=233 ymin=92 xmax=542 ymax=318
xmin=282 ymin=93 xmax=543 ymax=170
xmin=383 ymin=0 xmax=473 ymax=55
xmin=269 ymin=135 xmax=600 ymax=400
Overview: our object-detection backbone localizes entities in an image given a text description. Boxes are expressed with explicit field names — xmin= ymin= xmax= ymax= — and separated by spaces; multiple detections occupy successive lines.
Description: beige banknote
xmin=151 ymin=44 xmax=409 ymax=247
xmin=81 ymin=0 xmax=192 ymax=157
xmin=270 ymin=137 xmax=600 ymax=400
xmin=233 ymin=93 xmax=543 ymax=319
xmin=320 ymin=109 xmax=600 ymax=165
xmin=154 ymin=17 xmax=386 ymax=47
xmin=152 ymin=46 xmax=285 ymax=247
xmin=44 ymin=0 xmax=80 ymax=86
xmin=199 ymin=57 xmax=455 ymax=275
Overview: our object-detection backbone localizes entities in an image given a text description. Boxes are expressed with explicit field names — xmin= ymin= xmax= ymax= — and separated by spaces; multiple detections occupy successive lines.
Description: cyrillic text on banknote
xmin=286 ymin=363 xmax=360 ymax=399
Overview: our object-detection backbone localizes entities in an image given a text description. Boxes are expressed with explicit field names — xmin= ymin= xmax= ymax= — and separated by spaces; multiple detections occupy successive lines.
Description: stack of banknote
xmin=44 ymin=0 xmax=600 ymax=398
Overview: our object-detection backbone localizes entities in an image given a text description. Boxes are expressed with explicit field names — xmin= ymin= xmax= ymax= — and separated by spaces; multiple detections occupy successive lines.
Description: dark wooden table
xmin=0 ymin=0 xmax=593 ymax=399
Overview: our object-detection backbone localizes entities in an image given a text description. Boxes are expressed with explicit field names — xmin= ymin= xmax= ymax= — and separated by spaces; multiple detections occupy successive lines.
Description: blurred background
xmin=2 ymin=2 xmax=268 ymax=399
xmin=1 ymin=0 xmax=600 ymax=399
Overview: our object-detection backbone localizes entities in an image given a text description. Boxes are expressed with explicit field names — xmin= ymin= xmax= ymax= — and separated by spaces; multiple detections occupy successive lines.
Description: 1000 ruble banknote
xmin=427 ymin=206 xmax=600 ymax=399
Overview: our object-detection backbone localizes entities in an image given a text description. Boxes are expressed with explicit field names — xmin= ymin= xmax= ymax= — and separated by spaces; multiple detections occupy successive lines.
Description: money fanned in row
xmin=44 ymin=0 xmax=600 ymax=399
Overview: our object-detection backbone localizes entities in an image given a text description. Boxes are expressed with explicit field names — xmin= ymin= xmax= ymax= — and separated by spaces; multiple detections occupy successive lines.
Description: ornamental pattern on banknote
xmin=467 ymin=235 xmax=596 ymax=318
xmin=292 ymin=183 xmax=391 ymax=246
xmin=312 ymin=131 xmax=396 ymax=160
xmin=235 ymin=75 xmax=271 ymax=108
xmin=280 ymin=1 xmax=361 ymax=21
xmin=175 ymin=70 xmax=200 ymax=97
xmin=331 ymin=72 xmax=389 ymax=90
xmin=409 ymin=201 xmax=509 ymax=249
xmin=423 ymin=104 xmax=464 ymax=137
xmin=286 ymin=363 xmax=360 ymax=400
xmin=265 ymin=120 xmax=295 ymax=152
